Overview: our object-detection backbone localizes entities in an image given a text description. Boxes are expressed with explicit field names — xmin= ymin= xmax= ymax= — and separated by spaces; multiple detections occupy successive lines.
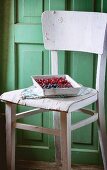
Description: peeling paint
xmin=52 ymin=11 xmax=56 ymax=14
xmin=45 ymin=32 xmax=49 ymax=40
xmin=58 ymin=17 xmax=63 ymax=23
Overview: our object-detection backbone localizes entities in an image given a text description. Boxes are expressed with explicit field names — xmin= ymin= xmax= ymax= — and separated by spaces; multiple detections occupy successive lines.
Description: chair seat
xmin=0 ymin=88 xmax=98 ymax=112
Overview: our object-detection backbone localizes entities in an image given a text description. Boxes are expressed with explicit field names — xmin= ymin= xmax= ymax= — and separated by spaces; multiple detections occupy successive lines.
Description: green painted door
xmin=14 ymin=0 xmax=65 ymax=162
xmin=1 ymin=0 xmax=107 ymax=165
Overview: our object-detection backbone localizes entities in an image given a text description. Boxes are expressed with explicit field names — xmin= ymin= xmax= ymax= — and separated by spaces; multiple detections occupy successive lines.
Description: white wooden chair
xmin=0 ymin=11 xmax=107 ymax=170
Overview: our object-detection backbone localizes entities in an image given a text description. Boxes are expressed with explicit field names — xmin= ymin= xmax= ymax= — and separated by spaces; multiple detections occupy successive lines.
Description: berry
xmin=35 ymin=77 xmax=72 ymax=89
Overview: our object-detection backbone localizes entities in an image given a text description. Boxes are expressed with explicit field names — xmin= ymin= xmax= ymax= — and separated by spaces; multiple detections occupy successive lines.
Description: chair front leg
xmin=5 ymin=103 xmax=16 ymax=170
xmin=60 ymin=111 xmax=71 ymax=170
xmin=97 ymin=101 xmax=107 ymax=170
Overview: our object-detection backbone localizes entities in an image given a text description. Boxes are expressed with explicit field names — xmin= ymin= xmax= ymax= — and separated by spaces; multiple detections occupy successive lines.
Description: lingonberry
xmin=35 ymin=77 xmax=72 ymax=89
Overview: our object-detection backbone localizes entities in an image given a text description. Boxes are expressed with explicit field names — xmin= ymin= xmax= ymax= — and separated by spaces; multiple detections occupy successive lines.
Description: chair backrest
xmin=42 ymin=11 xmax=107 ymax=54
xmin=42 ymin=11 xmax=107 ymax=97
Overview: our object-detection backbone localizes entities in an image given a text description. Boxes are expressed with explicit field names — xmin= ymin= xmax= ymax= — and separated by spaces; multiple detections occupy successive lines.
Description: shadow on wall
xmin=1 ymin=0 xmax=13 ymax=94
xmin=0 ymin=114 xmax=6 ymax=170
xmin=0 ymin=0 xmax=12 ymax=169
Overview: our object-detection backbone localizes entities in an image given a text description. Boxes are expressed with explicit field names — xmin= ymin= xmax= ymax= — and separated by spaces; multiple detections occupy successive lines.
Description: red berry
xmin=35 ymin=77 xmax=72 ymax=89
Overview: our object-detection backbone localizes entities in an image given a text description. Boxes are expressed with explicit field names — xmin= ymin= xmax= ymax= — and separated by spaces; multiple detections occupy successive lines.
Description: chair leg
xmin=53 ymin=111 xmax=61 ymax=165
xmin=97 ymin=102 xmax=107 ymax=170
xmin=60 ymin=112 xmax=71 ymax=170
xmin=5 ymin=103 xmax=16 ymax=170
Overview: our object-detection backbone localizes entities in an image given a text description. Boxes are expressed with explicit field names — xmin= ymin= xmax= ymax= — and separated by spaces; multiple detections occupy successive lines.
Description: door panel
xmin=16 ymin=44 xmax=44 ymax=88
xmin=15 ymin=25 xmax=43 ymax=43
xmin=15 ymin=0 xmax=65 ymax=161
xmin=16 ymin=0 xmax=43 ymax=23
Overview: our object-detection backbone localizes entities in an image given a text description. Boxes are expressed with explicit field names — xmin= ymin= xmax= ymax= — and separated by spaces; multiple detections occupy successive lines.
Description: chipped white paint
xmin=0 ymin=88 xmax=97 ymax=112
xmin=42 ymin=11 xmax=107 ymax=54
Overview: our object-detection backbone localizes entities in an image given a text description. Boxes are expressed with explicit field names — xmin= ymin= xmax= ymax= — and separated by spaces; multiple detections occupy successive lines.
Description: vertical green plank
xmin=58 ymin=52 xmax=65 ymax=74
xmin=94 ymin=0 xmax=102 ymax=12
xmin=0 ymin=1 xmax=4 ymax=92
xmin=103 ymin=0 xmax=107 ymax=132
xmin=43 ymin=50 xmax=50 ymax=74
xmin=1 ymin=0 xmax=15 ymax=92
xmin=103 ymin=0 xmax=107 ymax=12
xmin=17 ymin=0 xmax=42 ymax=23
xmin=0 ymin=1 xmax=5 ymax=113
xmin=49 ymin=0 xmax=66 ymax=74
xmin=68 ymin=0 xmax=99 ymax=164
xmin=70 ymin=0 xmax=94 ymax=80
xmin=50 ymin=0 xmax=65 ymax=10
xmin=44 ymin=0 xmax=65 ymax=11
xmin=72 ymin=0 xmax=94 ymax=11
xmin=44 ymin=0 xmax=50 ymax=10
xmin=24 ymin=0 xmax=42 ymax=16
xmin=72 ymin=52 xmax=94 ymax=86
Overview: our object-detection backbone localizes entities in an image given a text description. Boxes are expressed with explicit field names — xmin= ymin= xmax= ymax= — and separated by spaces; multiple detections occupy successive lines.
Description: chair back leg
xmin=97 ymin=101 xmax=107 ymax=170
xmin=6 ymin=103 xmax=16 ymax=170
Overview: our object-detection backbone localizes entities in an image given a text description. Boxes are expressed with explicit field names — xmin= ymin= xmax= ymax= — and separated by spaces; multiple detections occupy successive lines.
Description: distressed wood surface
xmin=42 ymin=11 xmax=107 ymax=54
xmin=16 ymin=123 xmax=60 ymax=136
xmin=60 ymin=112 xmax=71 ymax=170
xmin=6 ymin=103 xmax=16 ymax=170
xmin=16 ymin=108 xmax=48 ymax=120
xmin=51 ymin=50 xmax=61 ymax=164
xmin=0 ymin=88 xmax=97 ymax=112
xmin=0 ymin=114 xmax=6 ymax=170
xmin=71 ymin=113 xmax=98 ymax=131
xmin=16 ymin=161 xmax=104 ymax=170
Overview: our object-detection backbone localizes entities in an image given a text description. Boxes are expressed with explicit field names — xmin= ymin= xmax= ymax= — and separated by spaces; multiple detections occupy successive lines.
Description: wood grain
xmin=16 ymin=161 xmax=104 ymax=170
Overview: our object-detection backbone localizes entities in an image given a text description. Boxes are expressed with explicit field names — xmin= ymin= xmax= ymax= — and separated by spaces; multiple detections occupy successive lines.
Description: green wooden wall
xmin=0 ymin=0 xmax=107 ymax=165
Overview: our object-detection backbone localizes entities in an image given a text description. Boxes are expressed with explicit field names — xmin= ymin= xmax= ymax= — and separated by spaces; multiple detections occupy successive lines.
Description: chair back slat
xmin=42 ymin=11 xmax=107 ymax=54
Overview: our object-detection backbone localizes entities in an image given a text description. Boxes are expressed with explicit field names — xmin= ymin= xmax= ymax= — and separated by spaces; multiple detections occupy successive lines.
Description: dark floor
xmin=16 ymin=165 xmax=103 ymax=170
xmin=0 ymin=114 xmax=6 ymax=170
xmin=16 ymin=161 xmax=104 ymax=170
xmin=0 ymin=115 xmax=104 ymax=170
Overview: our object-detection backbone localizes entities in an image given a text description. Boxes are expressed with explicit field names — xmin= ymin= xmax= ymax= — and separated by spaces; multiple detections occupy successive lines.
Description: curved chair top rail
xmin=42 ymin=11 xmax=107 ymax=54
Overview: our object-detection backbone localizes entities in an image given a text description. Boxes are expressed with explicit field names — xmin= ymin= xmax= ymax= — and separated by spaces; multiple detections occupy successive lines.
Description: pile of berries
xmin=35 ymin=77 xmax=72 ymax=89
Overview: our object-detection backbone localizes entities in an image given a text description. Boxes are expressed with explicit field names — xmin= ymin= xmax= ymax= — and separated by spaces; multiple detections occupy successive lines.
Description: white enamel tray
xmin=31 ymin=74 xmax=81 ymax=97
